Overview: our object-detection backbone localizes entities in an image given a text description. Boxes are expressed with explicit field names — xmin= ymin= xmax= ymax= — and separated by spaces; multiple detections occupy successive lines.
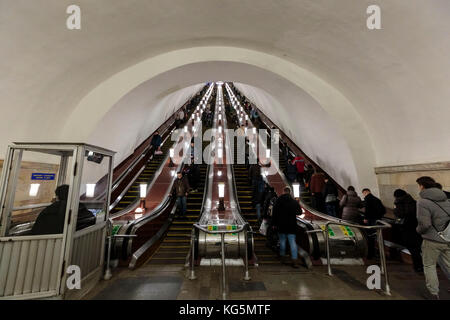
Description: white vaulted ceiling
xmin=1 ymin=0 xmax=450 ymax=192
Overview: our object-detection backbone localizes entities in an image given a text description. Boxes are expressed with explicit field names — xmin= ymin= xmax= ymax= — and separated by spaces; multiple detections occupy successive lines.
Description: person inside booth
xmin=31 ymin=185 xmax=95 ymax=235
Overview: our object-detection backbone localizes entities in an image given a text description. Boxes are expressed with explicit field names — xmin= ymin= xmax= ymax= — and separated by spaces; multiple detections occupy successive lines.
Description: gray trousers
xmin=422 ymin=239 xmax=450 ymax=295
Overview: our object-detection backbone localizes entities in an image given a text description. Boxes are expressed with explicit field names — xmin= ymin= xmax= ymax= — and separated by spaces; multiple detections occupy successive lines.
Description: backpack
xmin=430 ymin=200 xmax=450 ymax=243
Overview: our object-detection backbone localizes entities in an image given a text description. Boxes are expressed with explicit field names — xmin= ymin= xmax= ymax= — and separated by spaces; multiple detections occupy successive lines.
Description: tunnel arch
xmin=61 ymin=47 xmax=376 ymax=192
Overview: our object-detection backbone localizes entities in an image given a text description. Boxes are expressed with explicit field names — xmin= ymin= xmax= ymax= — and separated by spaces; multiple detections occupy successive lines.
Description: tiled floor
xmin=84 ymin=262 xmax=450 ymax=300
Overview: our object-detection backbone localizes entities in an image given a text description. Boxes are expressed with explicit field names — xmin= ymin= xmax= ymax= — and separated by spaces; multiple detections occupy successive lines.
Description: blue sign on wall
xmin=31 ymin=173 xmax=56 ymax=181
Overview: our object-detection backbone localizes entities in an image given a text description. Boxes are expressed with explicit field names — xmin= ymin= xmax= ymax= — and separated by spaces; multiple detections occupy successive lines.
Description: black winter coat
xmin=272 ymin=194 xmax=301 ymax=234
xmin=323 ymin=181 xmax=338 ymax=199
xmin=394 ymin=194 xmax=422 ymax=247
xmin=363 ymin=193 xmax=386 ymax=221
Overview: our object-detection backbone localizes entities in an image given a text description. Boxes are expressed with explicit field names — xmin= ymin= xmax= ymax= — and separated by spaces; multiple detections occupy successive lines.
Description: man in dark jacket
xmin=393 ymin=189 xmax=423 ymax=272
xmin=362 ymin=188 xmax=386 ymax=223
xmin=285 ymin=157 xmax=297 ymax=184
xmin=323 ymin=178 xmax=338 ymax=217
xmin=272 ymin=186 xmax=302 ymax=268
xmin=249 ymin=161 xmax=262 ymax=201
xmin=31 ymin=185 xmax=95 ymax=235
xmin=416 ymin=176 xmax=450 ymax=300
xmin=172 ymin=172 xmax=190 ymax=216
xmin=150 ymin=131 xmax=162 ymax=154
xmin=188 ymin=163 xmax=200 ymax=192
xmin=362 ymin=188 xmax=386 ymax=259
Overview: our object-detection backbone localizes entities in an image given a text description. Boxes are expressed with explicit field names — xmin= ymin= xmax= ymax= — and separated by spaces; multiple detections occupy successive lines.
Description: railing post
xmin=377 ymin=228 xmax=391 ymax=296
xmin=325 ymin=224 xmax=333 ymax=276
xmin=104 ymin=235 xmax=113 ymax=280
xmin=189 ymin=228 xmax=197 ymax=280
xmin=243 ymin=226 xmax=251 ymax=281
xmin=221 ymin=233 xmax=227 ymax=300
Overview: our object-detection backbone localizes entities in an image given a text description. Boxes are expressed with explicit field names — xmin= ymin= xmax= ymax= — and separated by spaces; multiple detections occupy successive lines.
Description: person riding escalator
xmin=172 ymin=172 xmax=190 ymax=217
xmin=272 ymin=186 xmax=302 ymax=268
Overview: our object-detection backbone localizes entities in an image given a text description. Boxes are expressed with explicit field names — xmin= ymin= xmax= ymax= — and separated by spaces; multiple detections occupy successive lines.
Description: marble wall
xmin=375 ymin=162 xmax=450 ymax=208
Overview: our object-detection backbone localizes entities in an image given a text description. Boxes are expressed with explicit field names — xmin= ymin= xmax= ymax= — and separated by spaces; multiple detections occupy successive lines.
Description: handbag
xmin=259 ymin=219 xmax=269 ymax=236
xmin=430 ymin=200 xmax=450 ymax=243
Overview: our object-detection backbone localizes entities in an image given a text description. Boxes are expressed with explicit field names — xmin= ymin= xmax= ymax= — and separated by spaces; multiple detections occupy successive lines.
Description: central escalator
xmin=224 ymin=94 xmax=280 ymax=265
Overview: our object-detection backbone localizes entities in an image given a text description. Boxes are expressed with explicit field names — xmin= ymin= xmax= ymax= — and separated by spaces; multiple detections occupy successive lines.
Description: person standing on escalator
xmin=286 ymin=157 xmax=297 ymax=184
xmin=393 ymin=189 xmax=423 ymax=273
xmin=188 ymin=162 xmax=201 ymax=193
xmin=172 ymin=172 xmax=190 ymax=217
xmin=323 ymin=177 xmax=339 ymax=217
xmin=310 ymin=169 xmax=326 ymax=212
xmin=150 ymin=131 xmax=163 ymax=155
xmin=293 ymin=155 xmax=306 ymax=187
xmin=361 ymin=188 xmax=386 ymax=259
xmin=272 ymin=186 xmax=301 ymax=268
xmin=176 ymin=109 xmax=185 ymax=128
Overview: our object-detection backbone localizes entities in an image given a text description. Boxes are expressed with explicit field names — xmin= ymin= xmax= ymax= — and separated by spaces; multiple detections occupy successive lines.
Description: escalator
xmin=146 ymin=159 xmax=207 ymax=265
xmin=111 ymin=142 xmax=172 ymax=214
xmin=224 ymin=95 xmax=280 ymax=265
xmin=145 ymin=100 xmax=216 ymax=265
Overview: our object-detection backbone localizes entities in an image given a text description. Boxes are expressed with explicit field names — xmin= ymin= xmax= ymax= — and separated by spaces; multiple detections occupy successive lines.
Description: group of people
xmin=337 ymin=176 xmax=449 ymax=299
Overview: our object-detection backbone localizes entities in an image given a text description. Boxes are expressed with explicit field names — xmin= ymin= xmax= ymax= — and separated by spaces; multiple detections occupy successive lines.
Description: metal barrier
xmin=308 ymin=219 xmax=392 ymax=295
xmin=189 ymin=223 xmax=250 ymax=300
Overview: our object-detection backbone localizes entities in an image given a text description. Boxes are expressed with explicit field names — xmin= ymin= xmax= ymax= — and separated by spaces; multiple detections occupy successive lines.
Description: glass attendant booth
xmin=0 ymin=143 xmax=114 ymax=299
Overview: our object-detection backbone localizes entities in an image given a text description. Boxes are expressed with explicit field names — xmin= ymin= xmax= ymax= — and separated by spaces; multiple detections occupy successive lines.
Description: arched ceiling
xmin=1 ymin=0 xmax=450 ymax=193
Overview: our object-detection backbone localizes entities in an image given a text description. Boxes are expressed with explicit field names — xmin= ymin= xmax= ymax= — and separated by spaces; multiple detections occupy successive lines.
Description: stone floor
xmin=84 ymin=261 xmax=450 ymax=300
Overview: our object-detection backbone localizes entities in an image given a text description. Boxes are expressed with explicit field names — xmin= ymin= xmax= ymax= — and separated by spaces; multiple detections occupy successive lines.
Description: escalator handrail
xmin=197 ymin=158 xmax=212 ymax=224
xmin=223 ymin=85 xmax=251 ymax=230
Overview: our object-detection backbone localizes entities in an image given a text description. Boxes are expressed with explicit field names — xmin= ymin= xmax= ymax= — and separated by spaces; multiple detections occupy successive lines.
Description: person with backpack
xmin=362 ymin=188 xmax=386 ymax=259
xmin=416 ymin=176 xmax=450 ymax=300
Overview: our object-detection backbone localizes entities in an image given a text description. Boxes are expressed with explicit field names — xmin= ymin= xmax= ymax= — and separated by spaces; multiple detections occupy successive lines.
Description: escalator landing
xmin=85 ymin=263 xmax=449 ymax=300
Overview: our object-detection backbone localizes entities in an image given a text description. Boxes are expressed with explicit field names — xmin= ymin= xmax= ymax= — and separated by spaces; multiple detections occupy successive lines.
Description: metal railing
xmin=189 ymin=223 xmax=250 ymax=300
xmin=307 ymin=219 xmax=392 ymax=295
